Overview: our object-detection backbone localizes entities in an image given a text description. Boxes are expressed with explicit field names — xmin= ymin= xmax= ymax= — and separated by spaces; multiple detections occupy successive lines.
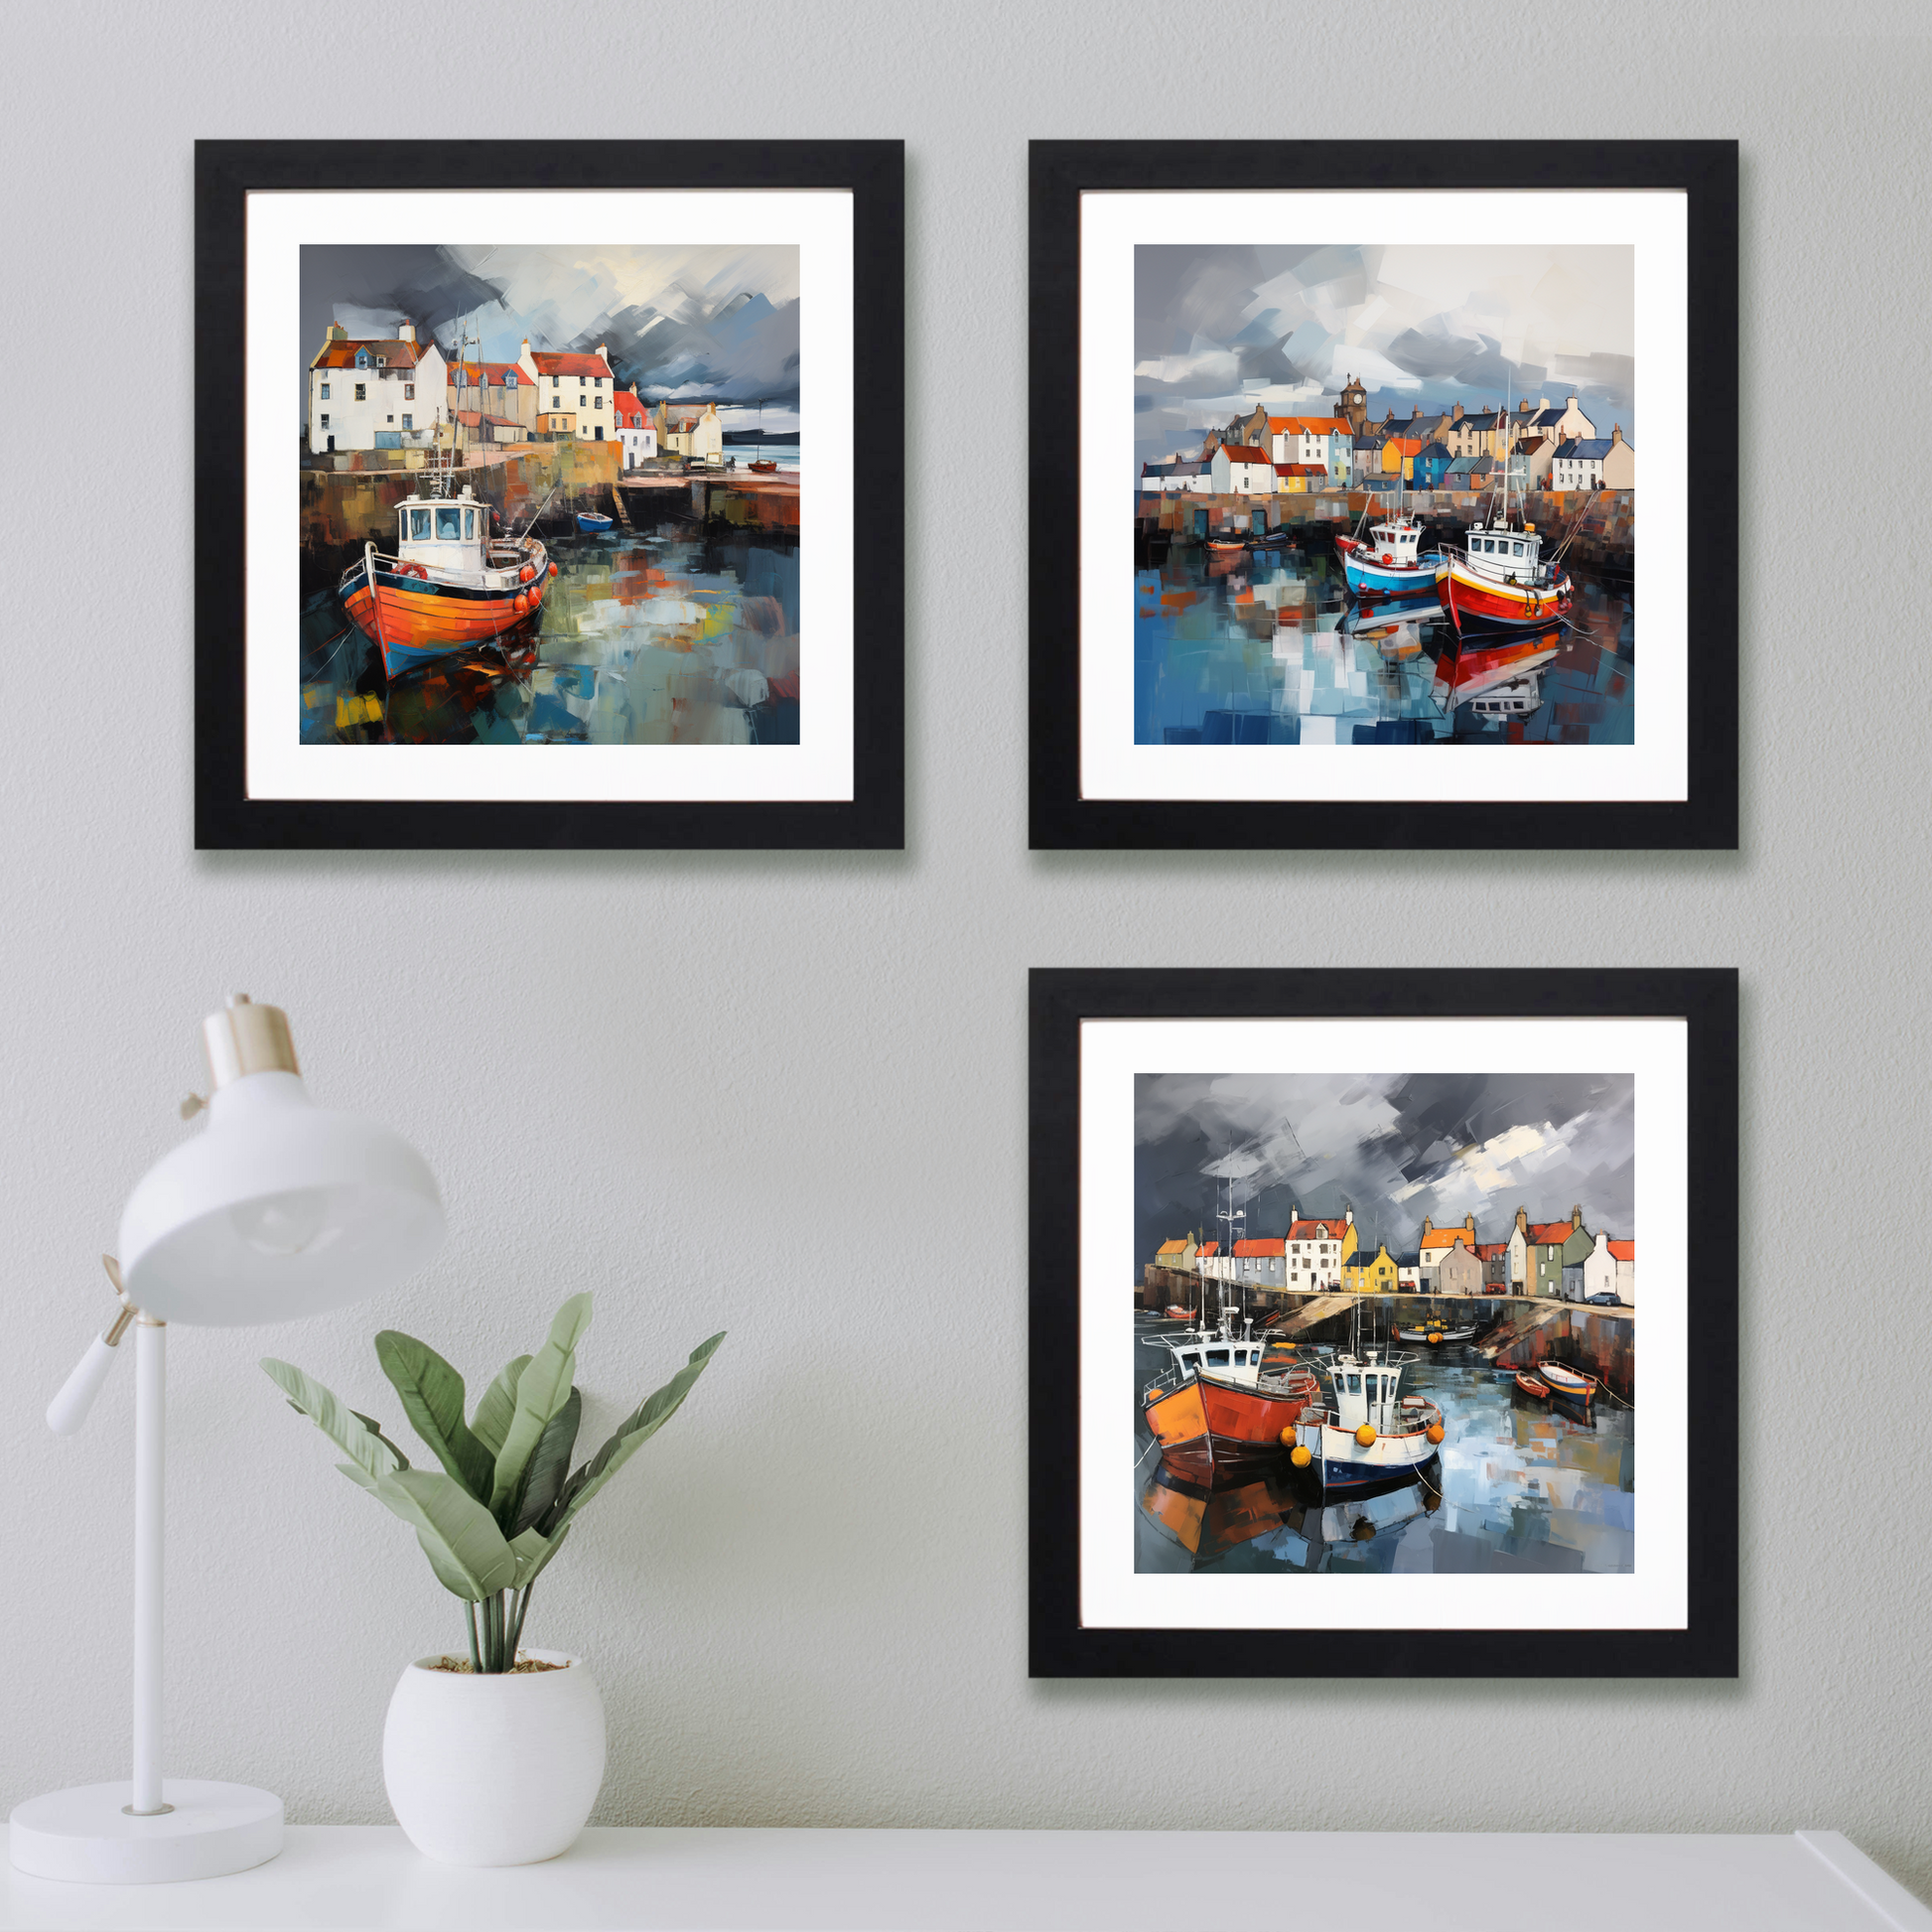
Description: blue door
xmin=374 ymin=432 xmax=401 ymax=450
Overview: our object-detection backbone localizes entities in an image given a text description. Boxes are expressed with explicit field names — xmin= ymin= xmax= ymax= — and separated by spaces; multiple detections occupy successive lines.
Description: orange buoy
xmin=1426 ymin=1423 xmax=1445 ymax=1445
xmin=1145 ymin=1387 xmax=1164 ymax=1405
xmin=519 ymin=564 xmax=535 ymax=583
xmin=513 ymin=592 xmax=529 ymax=616
xmin=548 ymin=561 xmax=559 ymax=578
xmin=1355 ymin=1423 xmax=1377 ymax=1448
xmin=1290 ymin=1445 xmax=1312 ymax=1468
xmin=1278 ymin=1427 xmax=1297 ymax=1448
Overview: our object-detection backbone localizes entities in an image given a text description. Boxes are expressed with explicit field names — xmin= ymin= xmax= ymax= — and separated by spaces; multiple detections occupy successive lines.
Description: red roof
xmin=451 ymin=361 xmax=525 ymax=388
xmin=313 ymin=338 xmax=425 ymax=370
xmin=527 ymin=349 xmax=615 ymax=379
xmin=454 ymin=410 xmax=483 ymax=427
xmin=1475 ymin=1243 xmax=1508 ymax=1260
xmin=1528 ymin=1220 xmax=1578 ymax=1246
xmin=1606 ymin=1239 xmax=1635 ymax=1261
xmin=1275 ymin=463 xmax=1327 ymax=477
xmin=1195 ymin=1242 xmax=1219 ymax=1257
xmin=1288 ymin=1219 xmax=1347 ymax=1240
xmin=1268 ymin=415 xmax=1350 ymax=435
xmin=612 ymin=390 xmax=646 ymax=428
xmin=1219 ymin=444 xmax=1270 ymax=464
xmin=1420 ymin=1228 xmax=1475 ymax=1251
xmin=1232 ymin=1238 xmax=1284 ymax=1258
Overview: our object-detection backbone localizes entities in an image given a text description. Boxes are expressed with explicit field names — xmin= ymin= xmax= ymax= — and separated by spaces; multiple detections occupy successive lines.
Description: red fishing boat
xmin=1143 ymin=1319 xmax=1321 ymax=1483
xmin=339 ymin=467 xmax=556 ymax=678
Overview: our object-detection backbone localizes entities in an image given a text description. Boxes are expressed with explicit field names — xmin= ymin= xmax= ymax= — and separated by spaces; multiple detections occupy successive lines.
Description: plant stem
xmin=485 ymin=1591 xmax=502 ymax=1673
xmin=508 ymin=1583 xmax=533 ymax=1658
xmin=466 ymin=1598 xmax=482 ymax=1674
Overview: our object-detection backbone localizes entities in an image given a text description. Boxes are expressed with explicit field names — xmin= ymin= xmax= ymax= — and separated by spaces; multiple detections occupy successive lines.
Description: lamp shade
xmin=118 ymin=1069 xmax=444 ymax=1327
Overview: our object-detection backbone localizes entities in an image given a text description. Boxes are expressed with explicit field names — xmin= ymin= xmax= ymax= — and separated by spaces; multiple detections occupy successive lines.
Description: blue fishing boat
xmin=576 ymin=510 xmax=614 ymax=533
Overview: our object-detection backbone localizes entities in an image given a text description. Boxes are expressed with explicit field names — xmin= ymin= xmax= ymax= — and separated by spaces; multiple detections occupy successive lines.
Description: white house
xmin=517 ymin=339 xmax=618 ymax=443
xmin=1551 ymin=437 xmax=1614 ymax=490
xmin=1610 ymin=1238 xmax=1635 ymax=1303
xmin=1583 ymin=1230 xmax=1621 ymax=1301
xmin=1141 ymin=459 xmax=1213 ymax=493
xmin=308 ymin=321 xmax=448 ymax=455
xmin=612 ymin=389 xmax=655 ymax=468
xmin=1268 ymin=415 xmax=1351 ymax=482
xmin=663 ymin=402 xmax=725 ymax=465
xmin=1506 ymin=1206 xmax=1531 ymax=1293
xmin=1230 ymin=1237 xmax=1286 ymax=1289
xmin=1208 ymin=443 xmax=1273 ymax=495
xmin=1284 ymin=1207 xmax=1353 ymax=1292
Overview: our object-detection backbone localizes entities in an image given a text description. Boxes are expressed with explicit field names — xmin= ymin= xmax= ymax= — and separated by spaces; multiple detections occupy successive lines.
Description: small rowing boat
xmin=1515 ymin=1372 xmax=1550 ymax=1398
xmin=1538 ymin=1361 xmax=1597 ymax=1404
xmin=576 ymin=510 xmax=615 ymax=533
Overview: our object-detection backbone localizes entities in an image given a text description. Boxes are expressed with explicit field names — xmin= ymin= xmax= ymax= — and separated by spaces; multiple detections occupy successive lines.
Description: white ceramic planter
xmin=382 ymin=1648 xmax=606 ymax=1865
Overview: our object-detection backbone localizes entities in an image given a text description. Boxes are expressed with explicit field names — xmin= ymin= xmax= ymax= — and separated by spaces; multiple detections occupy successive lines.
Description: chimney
xmin=1422 ymin=1216 xmax=1434 ymax=1235
xmin=397 ymin=320 xmax=417 ymax=344
xmin=1539 ymin=396 xmax=1548 ymax=408
xmin=325 ymin=322 xmax=346 ymax=342
xmin=1611 ymin=424 xmax=1624 ymax=444
xmin=1514 ymin=1206 xmax=1527 ymax=1233
xmin=1571 ymin=1203 xmax=1583 ymax=1227
xmin=1452 ymin=401 xmax=1463 ymax=421
xmin=1464 ymin=1213 xmax=1475 ymax=1233
xmin=1566 ymin=395 xmax=1578 ymax=411
xmin=520 ymin=338 xmax=531 ymax=357
xmin=1344 ymin=1206 xmax=1353 ymax=1225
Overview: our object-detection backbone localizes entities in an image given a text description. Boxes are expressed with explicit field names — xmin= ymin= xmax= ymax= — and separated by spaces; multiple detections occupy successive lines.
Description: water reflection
xmin=300 ymin=526 xmax=800 ymax=748
xmin=1134 ymin=1336 xmax=1633 ymax=1575
xmin=1135 ymin=522 xmax=1633 ymax=748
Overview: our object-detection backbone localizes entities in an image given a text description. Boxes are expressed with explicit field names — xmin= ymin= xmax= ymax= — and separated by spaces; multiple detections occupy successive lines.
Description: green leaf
xmin=262 ymin=1358 xmax=401 ymax=1482
xmin=508 ymin=1387 xmax=581 ymax=1538
xmin=470 ymin=1354 xmax=531 ymax=1459
xmin=355 ymin=1467 xmax=519 ymax=1601
xmin=507 ymin=1523 xmax=570 ymax=1590
xmin=550 ymin=1331 xmax=724 ymax=1535
xmin=349 ymin=1411 xmax=411 ymax=1472
xmin=489 ymin=1295 xmax=593 ymax=1522
xmin=374 ymin=1331 xmax=492 ymax=1500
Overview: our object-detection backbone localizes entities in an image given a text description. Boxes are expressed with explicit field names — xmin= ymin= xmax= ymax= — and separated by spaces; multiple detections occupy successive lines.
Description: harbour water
xmin=299 ymin=522 xmax=800 ymax=748
xmin=1134 ymin=521 xmax=1634 ymax=747
xmin=1134 ymin=1331 xmax=1635 ymax=1576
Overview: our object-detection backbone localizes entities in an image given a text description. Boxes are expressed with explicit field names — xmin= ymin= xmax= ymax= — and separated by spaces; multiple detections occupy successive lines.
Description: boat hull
xmin=1147 ymin=1369 xmax=1318 ymax=1482
xmin=1337 ymin=538 xmax=1445 ymax=598
xmin=576 ymin=512 xmax=614 ymax=532
xmin=1445 ymin=559 xmax=1571 ymax=628
xmin=1537 ymin=1366 xmax=1596 ymax=1403
xmin=1302 ymin=1419 xmax=1440 ymax=1491
xmin=341 ymin=552 xmax=549 ymax=678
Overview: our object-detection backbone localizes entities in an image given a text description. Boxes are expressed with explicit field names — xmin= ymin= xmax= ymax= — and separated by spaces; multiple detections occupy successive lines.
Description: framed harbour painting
xmin=1029 ymin=967 xmax=1738 ymax=1678
xmin=1029 ymin=141 xmax=1737 ymax=850
xmin=196 ymin=139 xmax=903 ymax=849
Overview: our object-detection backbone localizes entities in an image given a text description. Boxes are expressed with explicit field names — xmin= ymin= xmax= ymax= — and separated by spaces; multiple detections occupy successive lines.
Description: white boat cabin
xmin=1160 ymin=1327 xmax=1267 ymax=1389
xmin=1462 ymin=520 xmax=1552 ymax=585
xmin=1365 ymin=513 xmax=1426 ymax=564
xmin=396 ymin=485 xmax=491 ymax=577
xmin=1326 ymin=1352 xmax=1407 ymax=1432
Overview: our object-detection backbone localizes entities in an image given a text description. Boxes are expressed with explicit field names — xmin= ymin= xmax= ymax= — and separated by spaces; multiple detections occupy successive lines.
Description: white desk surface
xmin=4 ymin=1826 xmax=1928 ymax=1931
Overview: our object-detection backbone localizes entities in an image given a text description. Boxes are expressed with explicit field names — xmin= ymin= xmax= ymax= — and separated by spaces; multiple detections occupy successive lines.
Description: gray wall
xmin=4 ymin=0 xmax=1929 ymax=1904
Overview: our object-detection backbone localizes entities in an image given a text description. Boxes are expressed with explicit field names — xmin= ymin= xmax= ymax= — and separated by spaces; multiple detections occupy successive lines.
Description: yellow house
xmin=1154 ymin=1236 xmax=1197 ymax=1273
xmin=1344 ymin=1243 xmax=1399 ymax=1294
xmin=1381 ymin=437 xmax=1424 ymax=483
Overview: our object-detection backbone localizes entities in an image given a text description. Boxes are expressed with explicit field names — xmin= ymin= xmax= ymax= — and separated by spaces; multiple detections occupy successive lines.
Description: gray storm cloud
xmin=1136 ymin=1070 xmax=1635 ymax=1263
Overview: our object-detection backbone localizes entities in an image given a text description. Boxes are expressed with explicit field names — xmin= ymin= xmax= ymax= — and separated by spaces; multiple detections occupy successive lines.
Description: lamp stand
xmin=10 ymin=1321 xmax=283 ymax=1883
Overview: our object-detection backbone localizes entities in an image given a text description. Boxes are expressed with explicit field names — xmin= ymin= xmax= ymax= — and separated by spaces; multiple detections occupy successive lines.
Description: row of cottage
xmin=1153 ymin=1204 xmax=1635 ymax=1305
xmin=304 ymin=321 xmax=728 ymax=471
xmin=1140 ymin=387 xmax=1635 ymax=500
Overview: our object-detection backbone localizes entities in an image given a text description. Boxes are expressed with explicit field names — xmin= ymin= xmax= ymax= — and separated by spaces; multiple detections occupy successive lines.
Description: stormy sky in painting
xmin=1134 ymin=244 xmax=1635 ymax=467
xmin=300 ymin=243 xmax=800 ymax=428
xmin=1135 ymin=1072 xmax=1635 ymax=1263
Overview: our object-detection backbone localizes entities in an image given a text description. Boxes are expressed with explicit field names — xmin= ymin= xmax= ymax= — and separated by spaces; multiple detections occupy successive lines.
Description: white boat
xmin=1291 ymin=1307 xmax=1445 ymax=1494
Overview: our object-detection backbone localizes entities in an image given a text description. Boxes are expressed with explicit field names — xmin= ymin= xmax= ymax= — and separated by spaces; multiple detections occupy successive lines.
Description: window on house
xmin=355 ymin=351 xmax=368 ymax=368
xmin=385 ymin=415 xmax=394 ymax=425
xmin=505 ymin=372 xmax=517 ymax=386
xmin=404 ymin=384 xmax=414 ymax=400
xmin=402 ymin=414 xmax=412 ymax=430
xmin=320 ymin=383 xmax=331 ymax=400
xmin=319 ymin=414 xmax=329 ymax=428
xmin=354 ymin=383 xmax=366 ymax=401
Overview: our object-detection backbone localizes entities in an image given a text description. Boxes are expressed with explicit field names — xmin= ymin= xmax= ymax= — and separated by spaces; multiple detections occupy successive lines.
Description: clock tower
xmin=1337 ymin=374 xmax=1368 ymax=435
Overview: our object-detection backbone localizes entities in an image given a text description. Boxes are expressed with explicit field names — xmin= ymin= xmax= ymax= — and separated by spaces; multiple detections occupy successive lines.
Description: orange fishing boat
xmin=1143 ymin=1322 xmax=1321 ymax=1484
xmin=339 ymin=470 xmax=557 ymax=678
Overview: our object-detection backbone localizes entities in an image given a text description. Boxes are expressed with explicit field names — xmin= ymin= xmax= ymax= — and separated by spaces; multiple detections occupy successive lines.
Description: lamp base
xmin=8 ymin=1780 xmax=283 ymax=1883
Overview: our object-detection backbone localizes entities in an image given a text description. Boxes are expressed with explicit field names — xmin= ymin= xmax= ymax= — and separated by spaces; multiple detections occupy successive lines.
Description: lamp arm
xmin=46 ymin=1257 xmax=137 ymax=1437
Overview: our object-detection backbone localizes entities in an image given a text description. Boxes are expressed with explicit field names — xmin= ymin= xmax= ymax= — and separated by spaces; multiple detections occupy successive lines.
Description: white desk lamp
xmin=9 ymin=996 xmax=444 ymax=1884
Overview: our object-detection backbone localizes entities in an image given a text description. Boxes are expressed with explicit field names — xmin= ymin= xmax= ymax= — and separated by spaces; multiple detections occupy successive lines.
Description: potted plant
xmin=263 ymin=1294 xmax=723 ymax=1866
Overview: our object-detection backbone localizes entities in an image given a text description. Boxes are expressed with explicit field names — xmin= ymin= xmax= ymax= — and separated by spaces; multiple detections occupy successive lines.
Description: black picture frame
xmin=1029 ymin=141 xmax=1738 ymax=851
xmin=196 ymin=139 xmax=903 ymax=851
xmin=1029 ymin=966 xmax=1739 ymax=1678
